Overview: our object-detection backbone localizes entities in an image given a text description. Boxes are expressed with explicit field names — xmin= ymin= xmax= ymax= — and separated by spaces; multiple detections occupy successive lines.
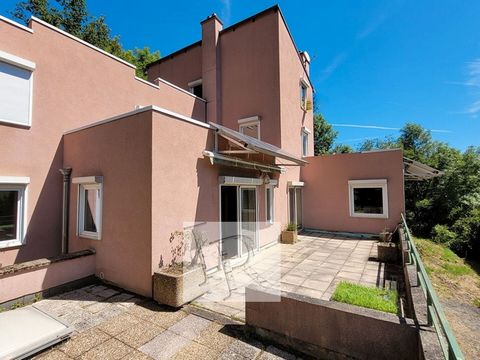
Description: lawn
xmin=415 ymin=237 xmax=480 ymax=307
xmin=332 ymin=281 xmax=398 ymax=314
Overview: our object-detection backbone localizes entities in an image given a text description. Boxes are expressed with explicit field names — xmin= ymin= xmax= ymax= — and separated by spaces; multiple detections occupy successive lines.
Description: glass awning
xmin=209 ymin=122 xmax=307 ymax=165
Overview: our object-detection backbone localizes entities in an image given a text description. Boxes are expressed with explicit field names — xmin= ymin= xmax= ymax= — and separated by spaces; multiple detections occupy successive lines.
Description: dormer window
xmin=188 ymin=79 xmax=203 ymax=98
xmin=238 ymin=116 xmax=261 ymax=139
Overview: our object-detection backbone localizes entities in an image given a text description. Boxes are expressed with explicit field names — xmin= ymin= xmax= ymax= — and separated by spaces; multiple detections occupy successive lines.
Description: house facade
xmin=0 ymin=6 xmax=405 ymax=300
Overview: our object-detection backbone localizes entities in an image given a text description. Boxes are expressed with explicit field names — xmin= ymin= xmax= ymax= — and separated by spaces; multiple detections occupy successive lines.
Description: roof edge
xmin=64 ymin=105 xmax=212 ymax=135
xmin=30 ymin=16 xmax=136 ymax=69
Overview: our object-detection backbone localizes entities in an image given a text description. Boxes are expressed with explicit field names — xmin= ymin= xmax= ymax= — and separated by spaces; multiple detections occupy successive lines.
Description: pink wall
xmin=0 ymin=17 xmax=205 ymax=267
xmin=64 ymin=111 xmax=153 ymax=296
xmin=147 ymin=43 xmax=202 ymax=91
xmin=0 ymin=254 xmax=95 ymax=303
xmin=151 ymin=111 xmax=219 ymax=274
xmin=301 ymin=150 xmax=405 ymax=234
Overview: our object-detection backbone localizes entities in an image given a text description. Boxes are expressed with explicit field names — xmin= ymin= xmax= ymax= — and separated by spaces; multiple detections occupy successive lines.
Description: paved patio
xmin=32 ymin=284 xmax=301 ymax=359
xmin=193 ymin=231 xmax=393 ymax=320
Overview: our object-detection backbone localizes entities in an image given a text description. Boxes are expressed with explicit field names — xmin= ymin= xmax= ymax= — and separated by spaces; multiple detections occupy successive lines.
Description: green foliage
xmin=432 ymin=224 xmax=456 ymax=245
xmin=10 ymin=301 xmax=25 ymax=309
xmin=11 ymin=0 xmax=160 ymax=79
xmin=286 ymin=223 xmax=297 ymax=231
xmin=332 ymin=281 xmax=398 ymax=314
xmin=359 ymin=123 xmax=480 ymax=259
xmin=313 ymin=113 xmax=351 ymax=155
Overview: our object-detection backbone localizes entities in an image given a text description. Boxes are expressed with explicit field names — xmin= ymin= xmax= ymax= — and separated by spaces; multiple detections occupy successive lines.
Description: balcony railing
xmin=401 ymin=214 xmax=464 ymax=360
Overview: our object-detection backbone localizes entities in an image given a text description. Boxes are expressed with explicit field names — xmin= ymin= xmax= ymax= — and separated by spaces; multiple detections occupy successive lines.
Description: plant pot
xmin=153 ymin=265 xmax=209 ymax=307
xmin=281 ymin=230 xmax=297 ymax=244
xmin=379 ymin=231 xmax=392 ymax=242
xmin=377 ymin=242 xmax=398 ymax=263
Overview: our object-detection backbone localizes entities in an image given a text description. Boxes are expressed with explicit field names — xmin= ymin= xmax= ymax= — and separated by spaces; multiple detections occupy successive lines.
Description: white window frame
xmin=73 ymin=176 xmax=103 ymax=240
xmin=300 ymin=80 xmax=308 ymax=109
xmin=0 ymin=50 xmax=36 ymax=127
xmin=238 ymin=116 xmax=261 ymax=139
xmin=0 ymin=176 xmax=29 ymax=249
xmin=265 ymin=186 xmax=274 ymax=224
xmin=348 ymin=179 xmax=389 ymax=219
xmin=301 ymin=127 xmax=310 ymax=157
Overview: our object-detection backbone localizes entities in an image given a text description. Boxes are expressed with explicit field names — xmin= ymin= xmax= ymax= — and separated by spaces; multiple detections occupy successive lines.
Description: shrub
xmin=431 ymin=225 xmax=456 ymax=246
xmin=286 ymin=223 xmax=297 ymax=231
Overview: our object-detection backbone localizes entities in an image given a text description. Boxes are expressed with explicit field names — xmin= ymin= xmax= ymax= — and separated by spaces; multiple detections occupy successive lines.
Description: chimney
xmin=201 ymin=13 xmax=223 ymax=124
xmin=300 ymin=51 xmax=311 ymax=74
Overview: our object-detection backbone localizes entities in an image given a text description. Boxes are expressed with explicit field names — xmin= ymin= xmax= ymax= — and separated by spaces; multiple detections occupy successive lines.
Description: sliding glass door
xmin=240 ymin=187 xmax=257 ymax=255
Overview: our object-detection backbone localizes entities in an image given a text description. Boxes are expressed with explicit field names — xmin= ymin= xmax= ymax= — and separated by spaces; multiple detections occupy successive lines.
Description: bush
xmin=432 ymin=225 xmax=457 ymax=245
xmin=286 ymin=223 xmax=297 ymax=231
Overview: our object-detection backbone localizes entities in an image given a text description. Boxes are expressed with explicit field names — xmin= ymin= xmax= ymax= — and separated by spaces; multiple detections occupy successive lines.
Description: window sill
xmin=0 ymin=118 xmax=31 ymax=128
xmin=79 ymin=232 xmax=101 ymax=241
xmin=350 ymin=213 xmax=388 ymax=219
xmin=0 ymin=239 xmax=24 ymax=249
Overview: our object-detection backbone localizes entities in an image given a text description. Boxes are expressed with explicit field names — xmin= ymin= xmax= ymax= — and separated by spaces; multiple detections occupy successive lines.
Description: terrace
xmin=192 ymin=231 xmax=400 ymax=321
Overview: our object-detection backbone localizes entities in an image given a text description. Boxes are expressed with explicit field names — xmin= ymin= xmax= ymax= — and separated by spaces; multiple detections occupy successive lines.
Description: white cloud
xmin=356 ymin=13 xmax=388 ymax=39
xmin=319 ymin=52 xmax=347 ymax=81
xmin=332 ymin=123 xmax=451 ymax=133
xmin=220 ymin=0 xmax=232 ymax=24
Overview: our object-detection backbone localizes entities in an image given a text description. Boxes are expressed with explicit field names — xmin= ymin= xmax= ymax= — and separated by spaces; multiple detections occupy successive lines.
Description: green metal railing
xmin=401 ymin=214 xmax=464 ymax=360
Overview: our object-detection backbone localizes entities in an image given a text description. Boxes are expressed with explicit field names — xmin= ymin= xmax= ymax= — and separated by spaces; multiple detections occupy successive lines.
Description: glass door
xmin=288 ymin=187 xmax=303 ymax=229
xmin=240 ymin=187 xmax=257 ymax=256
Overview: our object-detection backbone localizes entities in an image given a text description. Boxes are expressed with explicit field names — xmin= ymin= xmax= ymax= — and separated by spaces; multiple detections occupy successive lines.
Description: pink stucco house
xmin=0 ymin=6 xmax=408 ymax=302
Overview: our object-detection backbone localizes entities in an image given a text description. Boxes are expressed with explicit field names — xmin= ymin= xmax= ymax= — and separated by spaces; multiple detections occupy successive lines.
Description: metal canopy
xmin=404 ymin=157 xmax=443 ymax=181
xmin=203 ymin=151 xmax=284 ymax=173
xmin=209 ymin=122 xmax=307 ymax=165
xmin=0 ymin=305 xmax=73 ymax=359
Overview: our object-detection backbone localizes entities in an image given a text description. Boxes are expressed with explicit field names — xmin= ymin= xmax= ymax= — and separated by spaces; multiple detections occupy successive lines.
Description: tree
xmin=11 ymin=0 xmax=160 ymax=79
xmin=358 ymin=123 xmax=480 ymax=259
xmin=313 ymin=114 xmax=337 ymax=155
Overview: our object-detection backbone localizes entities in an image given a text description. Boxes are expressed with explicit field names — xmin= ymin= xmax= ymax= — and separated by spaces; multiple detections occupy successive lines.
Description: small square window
xmin=348 ymin=180 xmax=388 ymax=219
xmin=74 ymin=177 xmax=103 ymax=240
xmin=0 ymin=179 xmax=28 ymax=249
xmin=188 ymin=79 xmax=203 ymax=98
xmin=239 ymin=122 xmax=260 ymax=139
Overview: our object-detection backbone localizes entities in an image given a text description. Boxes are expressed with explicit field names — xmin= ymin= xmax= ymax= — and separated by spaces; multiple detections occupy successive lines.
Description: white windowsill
xmin=0 ymin=239 xmax=24 ymax=249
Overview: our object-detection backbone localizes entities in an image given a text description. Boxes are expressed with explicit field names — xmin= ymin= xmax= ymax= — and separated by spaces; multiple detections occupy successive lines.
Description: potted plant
xmin=153 ymin=230 xmax=210 ymax=307
xmin=377 ymin=227 xmax=398 ymax=263
xmin=281 ymin=223 xmax=298 ymax=244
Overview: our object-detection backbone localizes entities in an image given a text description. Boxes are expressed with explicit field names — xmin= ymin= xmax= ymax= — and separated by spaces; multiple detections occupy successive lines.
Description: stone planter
xmin=153 ymin=265 xmax=209 ymax=308
xmin=377 ymin=242 xmax=398 ymax=263
xmin=281 ymin=230 xmax=297 ymax=244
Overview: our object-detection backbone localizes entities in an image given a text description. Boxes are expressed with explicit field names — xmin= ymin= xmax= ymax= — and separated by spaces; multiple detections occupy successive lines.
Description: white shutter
xmin=0 ymin=59 xmax=33 ymax=126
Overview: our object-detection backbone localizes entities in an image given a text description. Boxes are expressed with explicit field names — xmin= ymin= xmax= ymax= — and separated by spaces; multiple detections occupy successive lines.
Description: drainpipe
xmin=59 ymin=167 xmax=72 ymax=254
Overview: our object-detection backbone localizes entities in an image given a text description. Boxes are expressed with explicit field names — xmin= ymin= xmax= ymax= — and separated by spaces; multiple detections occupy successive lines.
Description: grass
xmin=332 ymin=281 xmax=398 ymax=314
xmin=415 ymin=237 xmax=480 ymax=306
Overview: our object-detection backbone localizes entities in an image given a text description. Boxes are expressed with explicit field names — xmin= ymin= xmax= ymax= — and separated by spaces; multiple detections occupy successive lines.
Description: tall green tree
xmin=11 ymin=0 xmax=160 ymax=79
xmin=358 ymin=123 xmax=480 ymax=258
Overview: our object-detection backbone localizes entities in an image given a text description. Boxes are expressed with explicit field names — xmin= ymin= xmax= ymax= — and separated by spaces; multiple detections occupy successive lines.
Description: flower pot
xmin=377 ymin=242 xmax=398 ymax=263
xmin=153 ymin=265 xmax=209 ymax=307
xmin=281 ymin=230 xmax=297 ymax=244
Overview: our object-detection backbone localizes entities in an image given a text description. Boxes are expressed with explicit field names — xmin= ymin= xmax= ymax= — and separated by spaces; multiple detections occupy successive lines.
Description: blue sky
xmin=1 ymin=0 xmax=479 ymax=151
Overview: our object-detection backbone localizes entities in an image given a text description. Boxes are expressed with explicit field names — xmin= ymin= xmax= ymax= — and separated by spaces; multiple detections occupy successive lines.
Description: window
xmin=288 ymin=183 xmax=303 ymax=229
xmin=238 ymin=116 xmax=261 ymax=139
xmin=188 ymin=79 xmax=203 ymax=98
xmin=0 ymin=50 xmax=35 ymax=127
xmin=73 ymin=176 xmax=103 ymax=240
xmin=0 ymin=177 xmax=29 ymax=249
xmin=265 ymin=186 xmax=274 ymax=224
xmin=301 ymin=128 xmax=309 ymax=157
xmin=348 ymin=179 xmax=388 ymax=219
xmin=300 ymin=82 xmax=307 ymax=108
